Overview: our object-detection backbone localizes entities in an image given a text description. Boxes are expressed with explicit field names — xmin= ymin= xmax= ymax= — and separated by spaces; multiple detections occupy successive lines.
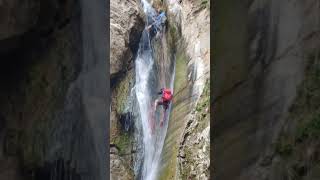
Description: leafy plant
xmin=114 ymin=133 xmax=131 ymax=155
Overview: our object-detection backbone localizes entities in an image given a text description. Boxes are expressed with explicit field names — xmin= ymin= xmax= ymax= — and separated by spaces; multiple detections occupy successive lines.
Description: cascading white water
xmin=134 ymin=0 xmax=176 ymax=179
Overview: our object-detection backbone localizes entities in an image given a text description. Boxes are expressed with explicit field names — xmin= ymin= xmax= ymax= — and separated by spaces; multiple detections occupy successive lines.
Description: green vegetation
xmin=194 ymin=80 xmax=210 ymax=131
xmin=195 ymin=80 xmax=210 ymax=112
xmin=173 ymin=52 xmax=188 ymax=96
xmin=273 ymin=50 xmax=320 ymax=178
xmin=110 ymin=69 xmax=133 ymax=153
xmin=166 ymin=23 xmax=178 ymax=56
xmin=113 ymin=71 xmax=133 ymax=114
xmin=199 ymin=0 xmax=210 ymax=10
xmin=296 ymin=113 xmax=320 ymax=142
xmin=159 ymin=20 xmax=191 ymax=180
xmin=180 ymin=80 xmax=210 ymax=179
xmin=181 ymin=148 xmax=194 ymax=179
xmin=114 ymin=132 xmax=131 ymax=155
xmin=290 ymin=51 xmax=320 ymax=143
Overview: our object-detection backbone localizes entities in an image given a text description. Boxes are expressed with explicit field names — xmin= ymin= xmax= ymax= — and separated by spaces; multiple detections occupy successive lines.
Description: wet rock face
xmin=110 ymin=0 xmax=144 ymax=79
xmin=168 ymin=0 xmax=210 ymax=96
xmin=157 ymin=0 xmax=210 ymax=179
xmin=213 ymin=0 xmax=320 ymax=179
xmin=110 ymin=0 xmax=144 ymax=179
xmin=178 ymin=81 xmax=210 ymax=180
xmin=110 ymin=69 xmax=136 ymax=180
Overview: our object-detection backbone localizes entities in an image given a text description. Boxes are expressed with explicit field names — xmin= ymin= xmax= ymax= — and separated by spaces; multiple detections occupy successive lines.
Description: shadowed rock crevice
xmin=110 ymin=0 xmax=145 ymax=82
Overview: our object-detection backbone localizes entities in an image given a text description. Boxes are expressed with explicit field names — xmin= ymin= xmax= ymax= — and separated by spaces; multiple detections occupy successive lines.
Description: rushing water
xmin=133 ymin=0 xmax=176 ymax=179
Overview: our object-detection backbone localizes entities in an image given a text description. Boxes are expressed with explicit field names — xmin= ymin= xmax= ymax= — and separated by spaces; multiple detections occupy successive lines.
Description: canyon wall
xmin=213 ymin=0 xmax=320 ymax=179
xmin=110 ymin=0 xmax=144 ymax=179
xmin=0 ymin=0 xmax=108 ymax=179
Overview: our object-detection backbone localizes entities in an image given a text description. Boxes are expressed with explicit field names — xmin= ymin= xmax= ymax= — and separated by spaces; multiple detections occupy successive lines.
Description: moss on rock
xmin=114 ymin=132 xmax=131 ymax=155
xmin=113 ymin=70 xmax=133 ymax=114
xmin=110 ymin=63 xmax=135 ymax=179
xmin=272 ymin=50 xmax=320 ymax=178
xmin=110 ymin=69 xmax=134 ymax=148
xmin=178 ymin=80 xmax=210 ymax=179
xmin=158 ymin=23 xmax=192 ymax=180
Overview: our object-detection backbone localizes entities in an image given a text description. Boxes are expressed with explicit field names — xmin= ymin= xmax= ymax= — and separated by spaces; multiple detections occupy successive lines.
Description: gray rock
xmin=213 ymin=0 xmax=320 ymax=179
xmin=110 ymin=0 xmax=144 ymax=78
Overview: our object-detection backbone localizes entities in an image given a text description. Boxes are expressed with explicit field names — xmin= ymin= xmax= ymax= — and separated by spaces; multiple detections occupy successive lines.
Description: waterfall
xmin=133 ymin=0 xmax=176 ymax=179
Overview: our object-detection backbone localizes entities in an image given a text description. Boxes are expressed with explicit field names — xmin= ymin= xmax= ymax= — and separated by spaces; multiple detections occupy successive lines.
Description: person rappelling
xmin=154 ymin=88 xmax=173 ymax=127
xmin=146 ymin=9 xmax=167 ymax=39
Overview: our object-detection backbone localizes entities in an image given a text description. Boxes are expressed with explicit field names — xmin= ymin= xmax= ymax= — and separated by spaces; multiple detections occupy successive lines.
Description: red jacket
xmin=162 ymin=88 xmax=173 ymax=102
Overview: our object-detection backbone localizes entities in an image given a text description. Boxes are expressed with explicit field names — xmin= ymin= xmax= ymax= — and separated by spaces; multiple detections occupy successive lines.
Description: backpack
xmin=162 ymin=89 xmax=173 ymax=102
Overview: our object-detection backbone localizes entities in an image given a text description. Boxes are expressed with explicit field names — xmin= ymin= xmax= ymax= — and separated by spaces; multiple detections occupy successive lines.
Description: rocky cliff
xmin=109 ymin=0 xmax=210 ymax=179
xmin=156 ymin=0 xmax=210 ymax=179
xmin=110 ymin=0 xmax=144 ymax=81
xmin=213 ymin=0 xmax=320 ymax=179
xmin=0 ymin=0 xmax=107 ymax=179
xmin=110 ymin=0 xmax=144 ymax=179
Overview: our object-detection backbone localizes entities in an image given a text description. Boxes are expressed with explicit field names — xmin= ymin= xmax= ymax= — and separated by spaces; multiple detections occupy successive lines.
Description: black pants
xmin=158 ymin=100 xmax=169 ymax=110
